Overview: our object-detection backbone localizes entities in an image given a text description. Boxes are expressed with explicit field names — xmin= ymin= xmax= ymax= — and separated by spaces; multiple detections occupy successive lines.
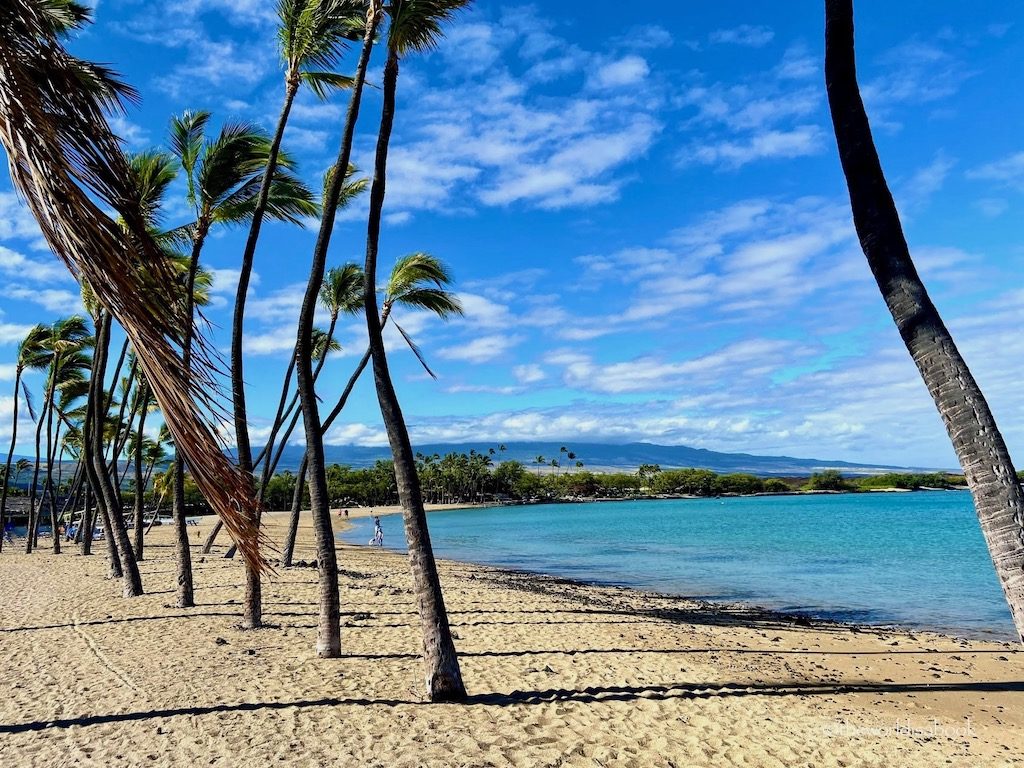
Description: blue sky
xmin=2 ymin=1 xmax=1023 ymax=469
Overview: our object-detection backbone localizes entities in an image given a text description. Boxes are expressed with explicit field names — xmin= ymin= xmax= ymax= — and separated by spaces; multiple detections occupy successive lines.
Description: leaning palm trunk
xmin=825 ymin=0 xmax=1024 ymax=641
xmin=0 ymin=369 xmax=23 ymax=554
xmin=91 ymin=313 xmax=142 ymax=595
xmin=170 ymin=238 xmax=205 ymax=610
xmin=133 ymin=386 xmax=149 ymax=559
xmin=281 ymin=452 xmax=309 ymax=567
xmin=0 ymin=1 xmax=266 ymax=571
xmin=294 ymin=7 xmax=380 ymax=658
xmin=362 ymin=48 xmax=466 ymax=702
xmin=279 ymin=347 xmax=371 ymax=562
xmin=25 ymin=395 xmax=48 ymax=553
xmin=81 ymin=333 xmax=118 ymax=575
xmin=228 ymin=56 xmax=303 ymax=632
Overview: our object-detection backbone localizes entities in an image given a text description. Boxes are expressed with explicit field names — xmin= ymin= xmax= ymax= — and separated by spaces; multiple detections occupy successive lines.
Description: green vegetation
xmin=244 ymin=453 xmax=969 ymax=509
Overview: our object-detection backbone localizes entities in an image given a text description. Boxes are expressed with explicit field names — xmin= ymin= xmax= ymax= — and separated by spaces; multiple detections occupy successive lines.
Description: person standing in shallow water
xmin=371 ymin=515 xmax=383 ymax=547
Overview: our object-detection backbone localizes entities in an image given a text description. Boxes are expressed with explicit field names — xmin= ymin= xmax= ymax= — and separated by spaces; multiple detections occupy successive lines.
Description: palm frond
xmin=311 ymin=326 xmax=343 ymax=361
xmin=215 ymin=167 xmax=319 ymax=226
xmin=0 ymin=2 xmax=268 ymax=571
xmin=386 ymin=0 xmax=470 ymax=55
xmin=126 ymin=149 xmax=178 ymax=227
xmin=393 ymin=286 xmax=462 ymax=317
xmin=321 ymin=162 xmax=368 ymax=210
xmin=169 ymin=110 xmax=211 ymax=207
xmin=320 ymin=262 xmax=365 ymax=315
xmin=21 ymin=379 xmax=37 ymax=422
xmin=301 ymin=70 xmax=356 ymax=100
xmin=282 ymin=0 xmax=366 ymax=72
xmin=393 ymin=319 xmax=437 ymax=379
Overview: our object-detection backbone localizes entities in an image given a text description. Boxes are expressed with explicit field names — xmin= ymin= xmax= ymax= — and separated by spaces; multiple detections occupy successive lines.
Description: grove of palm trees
xmin=1 ymin=0 xmax=1023 ymax=765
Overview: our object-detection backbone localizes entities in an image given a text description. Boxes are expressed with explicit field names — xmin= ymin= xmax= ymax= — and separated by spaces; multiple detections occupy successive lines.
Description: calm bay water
xmin=343 ymin=490 xmax=1016 ymax=639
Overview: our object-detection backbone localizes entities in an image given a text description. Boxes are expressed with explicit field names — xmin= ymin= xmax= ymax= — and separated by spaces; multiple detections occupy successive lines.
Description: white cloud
xmin=3 ymin=286 xmax=81 ymax=313
xmin=680 ymin=125 xmax=825 ymax=169
xmin=437 ymin=334 xmax=522 ymax=364
xmin=0 ymin=322 xmax=37 ymax=345
xmin=967 ymin=152 xmax=1024 ymax=189
xmin=244 ymin=325 xmax=297 ymax=356
xmin=587 ymin=55 xmax=650 ymax=89
xmin=0 ymin=193 xmax=44 ymax=243
xmin=513 ymin=364 xmax=546 ymax=384
xmin=709 ymin=25 xmax=775 ymax=47
xmin=0 ymin=246 xmax=68 ymax=283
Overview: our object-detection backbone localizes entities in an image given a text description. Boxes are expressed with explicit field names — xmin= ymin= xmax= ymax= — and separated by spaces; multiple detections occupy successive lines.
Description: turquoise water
xmin=342 ymin=490 xmax=1016 ymax=639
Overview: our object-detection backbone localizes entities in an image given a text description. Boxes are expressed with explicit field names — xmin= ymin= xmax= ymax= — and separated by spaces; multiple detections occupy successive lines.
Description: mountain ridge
xmin=265 ymin=441 xmax=941 ymax=476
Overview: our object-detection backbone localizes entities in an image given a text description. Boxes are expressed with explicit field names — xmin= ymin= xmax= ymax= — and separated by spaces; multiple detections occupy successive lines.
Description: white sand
xmin=0 ymin=510 xmax=1021 ymax=767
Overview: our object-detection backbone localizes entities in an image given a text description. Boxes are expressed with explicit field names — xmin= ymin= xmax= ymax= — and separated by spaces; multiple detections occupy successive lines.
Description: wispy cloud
xmin=708 ymin=25 xmax=775 ymax=48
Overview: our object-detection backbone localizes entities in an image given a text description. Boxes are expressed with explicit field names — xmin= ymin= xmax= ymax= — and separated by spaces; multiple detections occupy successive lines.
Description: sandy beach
xmin=1 ymin=510 xmax=1022 ymax=767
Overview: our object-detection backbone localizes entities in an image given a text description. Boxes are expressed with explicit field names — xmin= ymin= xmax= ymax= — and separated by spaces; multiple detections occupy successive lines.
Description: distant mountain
xmin=266 ymin=441 xmax=934 ymax=477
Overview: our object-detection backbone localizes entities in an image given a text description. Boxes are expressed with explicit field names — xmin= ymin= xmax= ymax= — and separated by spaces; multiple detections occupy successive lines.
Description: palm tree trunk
xmin=102 ymin=337 xmax=130 ymax=462
xmin=170 ymin=456 xmax=194 ymax=606
xmin=171 ymin=234 xmax=205 ymax=610
xmin=232 ymin=77 xmax=300 ymax=477
xmin=281 ymin=452 xmax=308 ymax=567
xmin=222 ymin=313 xmax=341 ymax=560
xmin=0 ymin=368 xmax=22 ymax=554
xmin=79 ymin=481 xmax=92 ymax=553
xmin=82 ymin=338 xmax=116 ymax=574
xmin=133 ymin=387 xmax=148 ymax=560
xmin=90 ymin=313 xmax=142 ymax=595
xmin=231 ymin=79 xmax=302 ymax=632
xmin=362 ymin=48 xmax=466 ymax=702
xmin=44 ymin=382 xmax=60 ymax=554
xmin=825 ymin=0 xmax=1024 ymax=641
xmin=294 ymin=10 xmax=379 ymax=658
xmin=25 ymin=392 xmax=49 ymax=553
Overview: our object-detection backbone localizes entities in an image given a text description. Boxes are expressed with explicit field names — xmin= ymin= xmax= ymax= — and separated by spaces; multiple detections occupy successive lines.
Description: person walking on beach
xmin=371 ymin=516 xmax=384 ymax=547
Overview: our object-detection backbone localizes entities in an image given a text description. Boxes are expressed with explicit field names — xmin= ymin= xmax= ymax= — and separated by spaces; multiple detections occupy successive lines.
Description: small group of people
xmin=370 ymin=514 xmax=384 ymax=547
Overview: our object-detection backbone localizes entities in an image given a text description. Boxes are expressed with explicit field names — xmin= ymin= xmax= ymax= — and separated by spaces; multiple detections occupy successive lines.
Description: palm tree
xmin=128 ymin=374 xmax=156 ymax=559
xmin=825 ymin=0 xmax=1024 ymax=640
xmin=43 ymin=346 xmax=92 ymax=553
xmin=319 ymin=254 xmax=463 ymax=433
xmin=0 ymin=324 xmax=48 ymax=553
xmin=231 ymin=0 xmax=364 ymax=485
xmin=0 ymin=0 xmax=268 ymax=574
xmin=294 ymin=0 xmax=382 ymax=659
xmin=168 ymin=110 xmax=317 ymax=616
xmin=279 ymin=256 xmax=461 ymax=565
xmin=24 ymin=316 xmax=91 ymax=554
xmin=361 ymin=0 xmax=471 ymax=702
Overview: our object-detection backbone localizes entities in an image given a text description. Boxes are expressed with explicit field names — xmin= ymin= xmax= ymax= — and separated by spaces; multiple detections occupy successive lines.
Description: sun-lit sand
xmin=1 ymin=510 xmax=1022 ymax=767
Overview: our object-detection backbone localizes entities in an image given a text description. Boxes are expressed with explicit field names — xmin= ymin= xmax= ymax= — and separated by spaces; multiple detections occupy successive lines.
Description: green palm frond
xmin=320 ymin=263 xmax=365 ymax=316
xmin=311 ymin=326 xmax=343 ymax=361
xmin=36 ymin=0 xmax=91 ymax=35
xmin=17 ymin=324 xmax=51 ymax=370
xmin=301 ymin=70 xmax=356 ymax=100
xmin=169 ymin=110 xmax=211 ymax=207
xmin=386 ymin=0 xmax=470 ymax=55
xmin=391 ymin=286 xmax=462 ymax=317
xmin=127 ymin=150 xmax=178 ymax=228
xmin=385 ymin=252 xmax=460 ymax=312
xmin=321 ymin=163 xmax=369 ymax=210
xmin=216 ymin=168 xmax=320 ymax=225
xmin=278 ymin=0 xmax=366 ymax=74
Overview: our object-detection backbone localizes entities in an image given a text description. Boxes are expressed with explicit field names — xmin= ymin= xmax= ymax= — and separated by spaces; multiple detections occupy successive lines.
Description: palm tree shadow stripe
xmin=3 ymin=680 xmax=1023 ymax=733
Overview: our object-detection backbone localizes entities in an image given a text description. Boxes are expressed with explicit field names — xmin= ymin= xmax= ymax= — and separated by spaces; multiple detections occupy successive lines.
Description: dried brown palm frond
xmin=0 ymin=0 xmax=269 ymax=572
